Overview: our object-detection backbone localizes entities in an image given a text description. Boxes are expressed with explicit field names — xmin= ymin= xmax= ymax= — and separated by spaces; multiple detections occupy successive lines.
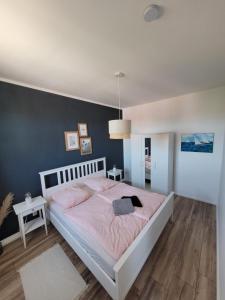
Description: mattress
xmin=48 ymin=201 xmax=116 ymax=279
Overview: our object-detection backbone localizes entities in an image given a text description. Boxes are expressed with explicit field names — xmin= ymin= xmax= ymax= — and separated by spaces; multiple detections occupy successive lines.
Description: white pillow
xmin=83 ymin=177 xmax=118 ymax=192
xmin=51 ymin=187 xmax=91 ymax=209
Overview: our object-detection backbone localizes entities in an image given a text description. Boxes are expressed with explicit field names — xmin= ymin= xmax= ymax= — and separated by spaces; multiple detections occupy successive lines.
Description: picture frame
xmin=64 ymin=131 xmax=79 ymax=151
xmin=181 ymin=132 xmax=214 ymax=153
xmin=80 ymin=137 xmax=92 ymax=155
xmin=78 ymin=123 xmax=88 ymax=137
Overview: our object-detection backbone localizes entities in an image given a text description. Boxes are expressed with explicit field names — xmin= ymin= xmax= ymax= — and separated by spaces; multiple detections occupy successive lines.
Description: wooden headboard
xmin=39 ymin=157 xmax=106 ymax=198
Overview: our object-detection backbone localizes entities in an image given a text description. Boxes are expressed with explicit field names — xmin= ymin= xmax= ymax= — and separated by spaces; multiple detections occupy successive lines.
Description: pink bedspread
xmin=64 ymin=195 xmax=147 ymax=260
xmin=98 ymin=183 xmax=165 ymax=221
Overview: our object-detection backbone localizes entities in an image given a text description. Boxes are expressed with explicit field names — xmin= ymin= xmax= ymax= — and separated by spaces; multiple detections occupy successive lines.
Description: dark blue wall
xmin=0 ymin=81 xmax=123 ymax=239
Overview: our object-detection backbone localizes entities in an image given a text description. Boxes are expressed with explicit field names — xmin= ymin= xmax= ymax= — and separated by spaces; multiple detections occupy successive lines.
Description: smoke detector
xmin=144 ymin=4 xmax=162 ymax=22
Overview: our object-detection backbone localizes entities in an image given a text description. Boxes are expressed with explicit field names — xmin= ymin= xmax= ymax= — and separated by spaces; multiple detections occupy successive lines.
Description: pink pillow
xmin=51 ymin=187 xmax=91 ymax=209
xmin=83 ymin=177 xmax=118 ymax=192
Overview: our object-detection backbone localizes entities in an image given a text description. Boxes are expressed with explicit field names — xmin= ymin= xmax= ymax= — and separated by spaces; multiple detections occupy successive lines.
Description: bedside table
xmin=13 ymin=196 xmax=48 ymax=248
xmin=107 ymin=169 xmax=123 ymax=181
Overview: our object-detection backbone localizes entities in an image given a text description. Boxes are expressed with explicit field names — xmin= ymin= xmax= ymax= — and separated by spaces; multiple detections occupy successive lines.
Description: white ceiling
xmin=0 ymin=0 xmax=225 ymax=108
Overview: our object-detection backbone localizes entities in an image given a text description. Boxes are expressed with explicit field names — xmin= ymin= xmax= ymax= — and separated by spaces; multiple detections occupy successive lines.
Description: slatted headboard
xmin=39 ymin=157 xmax=106 ymax=198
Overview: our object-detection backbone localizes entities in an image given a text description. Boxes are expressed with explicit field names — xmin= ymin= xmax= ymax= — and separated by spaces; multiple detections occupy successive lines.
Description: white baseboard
xmin=175 ymin=192 xmax=216 ymax=205
xmin=1 ymin=231 xmax=20 ymax=246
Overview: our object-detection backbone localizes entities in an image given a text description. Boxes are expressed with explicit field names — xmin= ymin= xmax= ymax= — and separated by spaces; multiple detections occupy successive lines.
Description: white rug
xmin=19 ymin=244 xmax=87 ymax=300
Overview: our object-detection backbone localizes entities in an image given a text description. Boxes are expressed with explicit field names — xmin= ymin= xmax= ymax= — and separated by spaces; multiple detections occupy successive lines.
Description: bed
xmin=39 ymin=157 xmax=174 ymax=300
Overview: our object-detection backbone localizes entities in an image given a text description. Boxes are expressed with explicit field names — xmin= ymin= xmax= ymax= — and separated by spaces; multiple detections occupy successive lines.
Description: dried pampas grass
xmin=0 ymin=193 xmax=14 ymax=227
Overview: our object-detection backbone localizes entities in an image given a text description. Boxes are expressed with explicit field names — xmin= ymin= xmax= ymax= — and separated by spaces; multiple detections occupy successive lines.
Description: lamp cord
xmin=117 ymin=76 xmax=121 ymax=119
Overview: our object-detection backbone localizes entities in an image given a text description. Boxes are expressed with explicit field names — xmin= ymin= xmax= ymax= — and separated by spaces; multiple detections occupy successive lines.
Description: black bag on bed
xmin=121 ymin=196 xmax=143 ymax=207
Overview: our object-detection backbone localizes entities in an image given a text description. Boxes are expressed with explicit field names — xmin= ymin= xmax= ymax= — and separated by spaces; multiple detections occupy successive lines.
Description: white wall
xmin=218 ymin=132 xmax=225 ymax=300
xmin=123 ymin=86 xmax=225 ymax=205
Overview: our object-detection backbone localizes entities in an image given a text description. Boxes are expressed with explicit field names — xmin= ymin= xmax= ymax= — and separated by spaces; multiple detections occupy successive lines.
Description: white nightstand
xmin=107 ymin=169 xmax=123 ymax=181
xmin=13 ymin=196 xmax=48 ymax=248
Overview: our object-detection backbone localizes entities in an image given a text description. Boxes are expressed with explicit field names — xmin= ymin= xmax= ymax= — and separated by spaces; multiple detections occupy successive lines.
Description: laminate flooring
xmin=0 ymin=196 xmax=216 ymax=300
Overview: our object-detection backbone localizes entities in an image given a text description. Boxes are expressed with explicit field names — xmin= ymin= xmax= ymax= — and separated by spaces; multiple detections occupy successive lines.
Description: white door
xmin=131 ymin=134 xmax=145 ymax=188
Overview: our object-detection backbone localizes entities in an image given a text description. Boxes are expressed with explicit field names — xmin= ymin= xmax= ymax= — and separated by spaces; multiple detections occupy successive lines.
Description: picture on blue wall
xmin=181 ymin=133 xmax=214 ymax=153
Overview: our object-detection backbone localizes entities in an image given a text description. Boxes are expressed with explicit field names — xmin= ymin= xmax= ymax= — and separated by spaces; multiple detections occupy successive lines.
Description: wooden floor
xmin=0 ymin=196 xmax=216 ymax=300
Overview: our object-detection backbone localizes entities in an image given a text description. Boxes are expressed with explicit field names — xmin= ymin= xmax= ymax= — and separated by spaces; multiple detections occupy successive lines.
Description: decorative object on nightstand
xmin=25 ymin=192 xmax=32 ymax=205
xmin=13 ymin=196 xmax=48 ymax=249
xmin=107 ymin=168 xmax=123 ymax=181
xmin=0 ymin=193 xmax=14 ymax=255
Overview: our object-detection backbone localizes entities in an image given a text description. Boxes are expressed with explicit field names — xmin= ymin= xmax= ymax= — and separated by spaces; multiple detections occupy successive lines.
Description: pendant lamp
xmin=109 ymin=72 xmax=131 ymax=139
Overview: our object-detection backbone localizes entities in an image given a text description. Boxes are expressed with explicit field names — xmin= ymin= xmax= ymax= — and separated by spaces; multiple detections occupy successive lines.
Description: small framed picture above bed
xmin=80 ymin=137 xmax=92 ymax=155
xmin=78 ymin=123 xmax=88 ymax=137
xmin=64 ymin=131 xmax=79 ymax=151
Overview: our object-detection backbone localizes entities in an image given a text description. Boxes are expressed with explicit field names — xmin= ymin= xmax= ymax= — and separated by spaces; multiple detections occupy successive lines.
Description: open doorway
xmin=145 ymin=137 xmax=151 ymax=191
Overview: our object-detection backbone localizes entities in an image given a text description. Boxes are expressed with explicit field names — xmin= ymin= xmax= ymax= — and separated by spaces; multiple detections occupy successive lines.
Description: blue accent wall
xmin=0 ymin=81 xmax=123 ymax=240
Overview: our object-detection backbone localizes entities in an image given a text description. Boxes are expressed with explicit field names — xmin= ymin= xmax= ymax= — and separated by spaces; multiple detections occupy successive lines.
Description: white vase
xmin=25 ymin=196 xmax=32 ymax=205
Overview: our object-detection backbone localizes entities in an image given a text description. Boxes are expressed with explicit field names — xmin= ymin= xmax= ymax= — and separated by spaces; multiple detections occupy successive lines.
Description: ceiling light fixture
xmin=108 ymin=72 xmax=131 ymax=139
xmin=144 ymin=4 xmax=162 ymax=22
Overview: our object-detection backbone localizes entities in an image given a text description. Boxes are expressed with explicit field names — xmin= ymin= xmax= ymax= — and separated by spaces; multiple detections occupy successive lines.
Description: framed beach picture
xmin=64 ymin=131 xmax=79 ymax=151
xmin=78 ymin=123 xmax=88 ymax=137
xmin=181 ymin=133 xmax=214 ymax=153
xmin=80 ymin=137 xmax=92 ymax=155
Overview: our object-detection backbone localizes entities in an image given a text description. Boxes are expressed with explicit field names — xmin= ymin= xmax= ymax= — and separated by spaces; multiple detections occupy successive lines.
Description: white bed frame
xmin=39 ymin=157 xmax=174 ymax=300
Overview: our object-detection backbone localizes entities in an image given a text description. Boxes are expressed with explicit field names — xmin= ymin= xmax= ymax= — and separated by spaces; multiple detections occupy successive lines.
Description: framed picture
xmin=78 ymin=123 xmax=88 ymax=137
xmin=181 ymin=133 xmax=214 ymax=153
xmin=64 ymin=131 xmax=79 ymax=151
xmin=80 ymin=137 xmax=92 ymax=155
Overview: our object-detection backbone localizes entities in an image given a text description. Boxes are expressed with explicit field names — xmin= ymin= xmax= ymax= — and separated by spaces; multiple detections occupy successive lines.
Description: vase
xmin=25 ymin=196 xmax=32 ymax=205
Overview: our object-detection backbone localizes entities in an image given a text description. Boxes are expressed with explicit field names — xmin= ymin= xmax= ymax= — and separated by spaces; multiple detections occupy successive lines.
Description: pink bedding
xmin=83 ymin=176 xmax=118 ymax=192
xmin=64 ymin=195 xmax=147 ymax=260
xmin=51 ymin=187 xmax=91 ymax=209
xmin=98 ymin=183 xmax=165 ymax=221
xmin=145 ymin=159 xmax=151 ymax=170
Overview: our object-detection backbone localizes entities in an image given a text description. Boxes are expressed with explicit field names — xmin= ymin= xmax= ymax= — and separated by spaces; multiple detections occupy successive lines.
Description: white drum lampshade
xmin=109 ymin=119 xmax=131 ymax=139
xmin=108 ymin=72 xmax=131 ymax=139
